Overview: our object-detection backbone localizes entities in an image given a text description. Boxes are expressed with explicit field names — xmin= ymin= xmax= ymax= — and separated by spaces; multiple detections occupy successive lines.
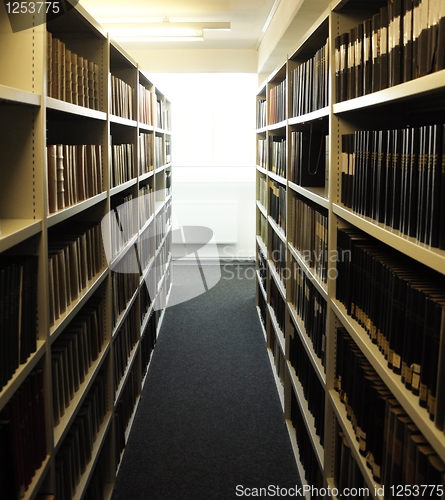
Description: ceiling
xmin=80 ymin=0 xmax=278 ymax=51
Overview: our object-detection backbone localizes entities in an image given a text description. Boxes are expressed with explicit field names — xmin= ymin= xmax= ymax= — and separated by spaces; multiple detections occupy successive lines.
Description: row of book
xmin=289 ymin=324 xmax=325 ymax=446
xmin=51 ymin=296 xmax=105 ymax=426
xmin=269 ymin=79 xmax=286 ymax=125
xmin=55 ymin=371 xmax=107 ymax=500
xmin=114 ymin=364 xmax=140 ymax=469
xmin=258 ymin=213 xmax=267 ymax=247
xmin=269 ymin=278 xmax=285 ymax=335
xmin=290 ymin=39 xmax=329 ymax=117
xmin=156 ymin=99 xmax=171 ymax=131
xmin=269 ymin=328 xmax=285 ymax=388
xmin=110 ymin=75 xmax=134 ymax=120
xmin=270 ymin=230 xmax=287 ymax=287
xmin=289 ymin=388 xmax=325 ymax=491
xmin=154 ymin=135 xmax=164 ymax=168
xmin=257 ymin=284 xmax=267 ymax=330
xmin=141 ymin=311 xmax=157 ymax=378
xmin=289 ymin=260 xmax=327 ymax=369
xmin=269 ymin=136 xmax=286 ymax=178
xmin=47 ymin=144 xmax=104 ymax=214
xmin=334 ymin=427 xmax=372 ymax=499
xmin=48 ymin=222 xmax=103 ymax=326
xmin=289 ymin=193 xmax=328 ymax=283
xmin=47 ymin=32 xmax=100 ymax=110
xmin=336 ymin=327 xmax=445 ymax=491
xmin=0 ymin=255 xmax=38 ymax=391
xmin=341 ymin=124 xmax=445 ymax=249
xmin=139 ymin=223 xmax=156 ymax=275
xmin=139 ymin=132 xmax=154 ymax=175
xmin=111 ymin=144 xmax=135 ymax=188
xmin=337 ymin=227 xmax=445 ymax=431
xmin=257 ymin=98 xmax=267 ymax=129
xmin=257 ymin=138 xmax=267 ymax=170
xmin=139 ymin=184 xmax=155 ymax=230
xmin=111 ymin=251 xmax=139 ymax=328
xmin=269 ymin=179 xmax=286 ymax=235
xmin=165 ymin=137 xmax=171 ymax=164
xmin=113 ymin=300 xmax=139 ymax=395
xmin=289 ymin=129 xmax=327 ymax=188
xmin=257 ymin=248 xmax=267 ymax=292
xmin=109 ymin=193 xmax=137 ymax=260
xmin=0 ymin=368 xmax=46 ymax=499
xmin=258 ymin=175 xmax=267 ymax=210
xmin=138 ymin=84 xmax=155 ymax=126
xmin=335 ymin=0 xmax=445 ymax=102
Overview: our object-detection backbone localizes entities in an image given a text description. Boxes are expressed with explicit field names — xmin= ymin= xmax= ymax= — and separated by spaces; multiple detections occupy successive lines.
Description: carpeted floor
xmin=111 ymin=263 xmax=302 ymax=499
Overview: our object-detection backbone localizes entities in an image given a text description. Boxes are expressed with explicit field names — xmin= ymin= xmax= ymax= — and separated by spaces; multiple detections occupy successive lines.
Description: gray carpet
xmin=112 ymin=263 xmax=302 ymax=499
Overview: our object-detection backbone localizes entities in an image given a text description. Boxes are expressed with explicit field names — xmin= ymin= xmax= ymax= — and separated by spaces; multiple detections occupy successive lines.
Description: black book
xmin=300 ymin=128 xmax=326 ymax=187
xmin=403 ymin=0 xmax=414 ymax=82
xmin=0 ymin=420 xmax=18 ymax=500
xmin=384 ymin=129 xmax=394 ymax=227
xmin=380 ymin=5 xmax=389 ymax=90
xmin=363 ymin=19 xmax=372 ymax=95
xmin=406 ymin=126 xmax=420 ymax=238
xmin=340 ymin=32 xmax=349 ymax=102
xmin=427 ymin=124 xmax=443 ymax=248
xmin=416 ymin=125 xmax=429 ymax=243
xmin=418 ymin=0 xmax=429 ymax=77
xmin=436 ymin=3 xmax=445 ymax=71
xmin=348 ymin=27 xmax=357 ymax=100
xmin=390 ymin=128 xmax=402 ymax=230
xmin=372 ymin=13 xmax=381 ymax=92
xmin=438 ymin=125 xmax=445 ymax=249
xmin=355 ymin=22 xmax=364 ymax=97
xmin=412 ymin=0 xmax=421 ymax=78
xmin=389 ymin=0 xmax=403 ymax=87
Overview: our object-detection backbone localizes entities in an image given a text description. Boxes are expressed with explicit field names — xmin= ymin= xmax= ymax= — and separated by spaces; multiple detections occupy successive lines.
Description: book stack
xmin=155 ymin=99 xmax=170 ymax=130
xmin=111 ymin=143 xmax=135 ymax=188
xmin=110 ymin=193 xmax=136 ymax=259
xmin=110 ymin=75 xmax=134 ymax=120
xmin=0 ymin=255 xmax=38 ymax=390
xmin=290 ymin=388 xmax=324 ymax=491
xmin=269 ymin=278 xmax=285 ymax=335
xmin=290 ymin=39 xmax=329 ymax=117
xmin=289 ymin=193 xmax=328 ymax=283
xmin=289 ymin=324 xmax=325 ymax=445
xmin=51 ymin=296 xmax=104 ymax=426
xmin=341 ymin=124 xmax=445 ymax=249
xmin=0 ymin=369 xmax=46 ymax=499
xmin=55 ymin=371 xmax=107 ymax=500
xmin=141 ymin=312 xmax=157 ymax=377
xmin=138 ymin=84 xmax=154 ymax=125
xmin=269 ymin=136 xmax=286 ymax=178
xmin=257 ymin=98 xmax=267 ymax=128
xmin=257 ymin=138 xmax=267 ymax=169
xmin=270 ymin=230 xmax=287 ymax=287
xmin=337 ymin=227 xmax=445 ymax=429
xmin=336 ymin=327 xmax=445 ymax=487
xmin=289 ymin=261 xmax=327 ymax=370
xmin=111 ymin=250 xmax=140 ymax=328
xmin=154 ymin=135 xmax=164 ymax=168
xmin=335 ymin=0 xmax=445 ymax=102
xmin=139 ymin=133 xmax=154 ymax=175
xmin=47 ymin=144 xmax=103 ymax=214
xmin=268 ymin=179 xmax=286 ymax=235
xmin=114 ymin=364 xmax=139 ymax=469
xmin=334 ymin=427 xmax=371 ymax=498
xmin=47 ymin=32 xmax=100 ymax=110
xmin=140 ymin=280 xmax=153 ymax=326
xmin=113 ymin=300 xmax=139 ymax=394
xmin=139 ymin=184 xmax=154 ymax=230
xmin=48 ymin=222 xmax=103 ymax=326
xmin=269 ymin=79 xmax=286 ymax=124
xmin=289 ymin=129 xmax=327 ymax=187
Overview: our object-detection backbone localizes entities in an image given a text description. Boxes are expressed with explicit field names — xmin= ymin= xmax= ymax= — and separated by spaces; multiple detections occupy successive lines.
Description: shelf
xmin=54 ymin=343 xmax=111 ymax=449
xmin=333 ymin=204 xmax=445 ymax=275
xmin=0 ymin=341 xmax=46 ymax=412
xmin=288 ymin=106 xmax=329 ymax=125
xmin=267 ymin=348 xmax=284 ymax=411
xmin=288 ymin=182 xmax=329 ymax=209
xmin=50 ymin=268 xmax=108 ymax=342
xmin=267 ymin=303 xmax=285 ymax=356
xmin=288 ymin=362 xmax=325 ymax=471
xmin=332 ymin=299 xmax=445 ymax=463
xmin=268 ymin=171 xmax=286 ymax=185
xmin=288 ymin=242 xmax=328 ymax=298
xmin=110 ymin=178 xmax=138 ymax=197
xmin=288 ymin=304 xmax=326 ymax=387
xmin=329 ymin=390 xmax=384 ymax=500
xmin=268 ymin=258 xmax=286 ymax=302
xmin=47 ymin=192 xmax=107 ymax=228
xmin=46 ymin=97 xmax=107 ymax=121
xmin=0 ymin=84 xmax=40 ymax=106
xmin=0 ymin=219 xmax=42 ymax=253
xmin=285 ymin=421 xmax=311 ymax=500
xmin=22 ymin=455 xmax=51 ymax=500
xmin=255 ymin=304 xmax=267 ymax=343
xmin=139 ymin=123 xmax=155 ymax=133
xmin=114 ymin=342 xmax=140 ymax=405
xmin=268 ymin=216 xmax=286 ymax=243
xmin=334 ymin=70 xmax=445 ymax=115
xmin=139 ymin=170 xmax=155 ymax=183
xmin=256 ymin=235 xmax=268 ymax=258
xmin=256 ymin=200 xmax=267 ymax=219
xmin=109 ymin=114 xmax=138 ymax=128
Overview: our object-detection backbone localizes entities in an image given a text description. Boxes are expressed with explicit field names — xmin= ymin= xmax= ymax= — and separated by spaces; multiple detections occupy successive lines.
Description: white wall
xmin=152 ymin=73 xmax=257 ymax=262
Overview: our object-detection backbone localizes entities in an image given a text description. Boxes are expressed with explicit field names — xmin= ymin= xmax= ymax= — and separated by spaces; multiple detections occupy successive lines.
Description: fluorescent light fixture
xmin=102 ymin=19 xmax=230 ymax=42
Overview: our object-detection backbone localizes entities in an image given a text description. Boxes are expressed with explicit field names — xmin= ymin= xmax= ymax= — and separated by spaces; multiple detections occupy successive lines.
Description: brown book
xmin=56 ymin=145 xmax=65 ymax=210
xmin=47 ymin=145 xmax=58 ymax=213
xmin=415 ymin=444 xmax=436 ymax=485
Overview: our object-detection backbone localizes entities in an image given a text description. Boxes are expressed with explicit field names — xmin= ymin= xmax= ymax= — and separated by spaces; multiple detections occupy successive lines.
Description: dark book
xmin=427 ymin=124 xmax=443 ymax=248
xmin=403 ymin=0 xmax=414 ymax=82
xmin=372 ymin=13 xmax=381 ymax=92
xmin=355 ymin=23 xmax=364 ymax=97
xmin=380 ymin=5 xmax=389 ymax=90
xmin=390 ymin=128 xmax=402 ymax=230
xmin=348 ymin=27 xmax=357 ymax=100
xmin=340 ymin=32 xmax=349 ymax=102
xmin=389 ymin=0 xmax=403 ymax=87
xmin=363 ymin=19 xmax=372 ymax=95
xmin=0 ymin=420 xmax=18 ymax=500
xmin=417 ymin=0 xmax=429 ymax=77
xmin=436 ymin=4 xmax=445 ymax=71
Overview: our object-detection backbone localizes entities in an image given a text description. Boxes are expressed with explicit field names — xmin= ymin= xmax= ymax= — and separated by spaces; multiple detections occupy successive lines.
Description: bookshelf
xmin=0 ymin=2 xmax=172 ymax=499
xmin=256 ymin=0 xmax=445 ymax=497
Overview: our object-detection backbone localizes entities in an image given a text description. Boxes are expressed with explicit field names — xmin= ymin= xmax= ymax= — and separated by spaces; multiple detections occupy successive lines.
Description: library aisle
xmin=112 ymin=263 xmax=302 ymax=500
